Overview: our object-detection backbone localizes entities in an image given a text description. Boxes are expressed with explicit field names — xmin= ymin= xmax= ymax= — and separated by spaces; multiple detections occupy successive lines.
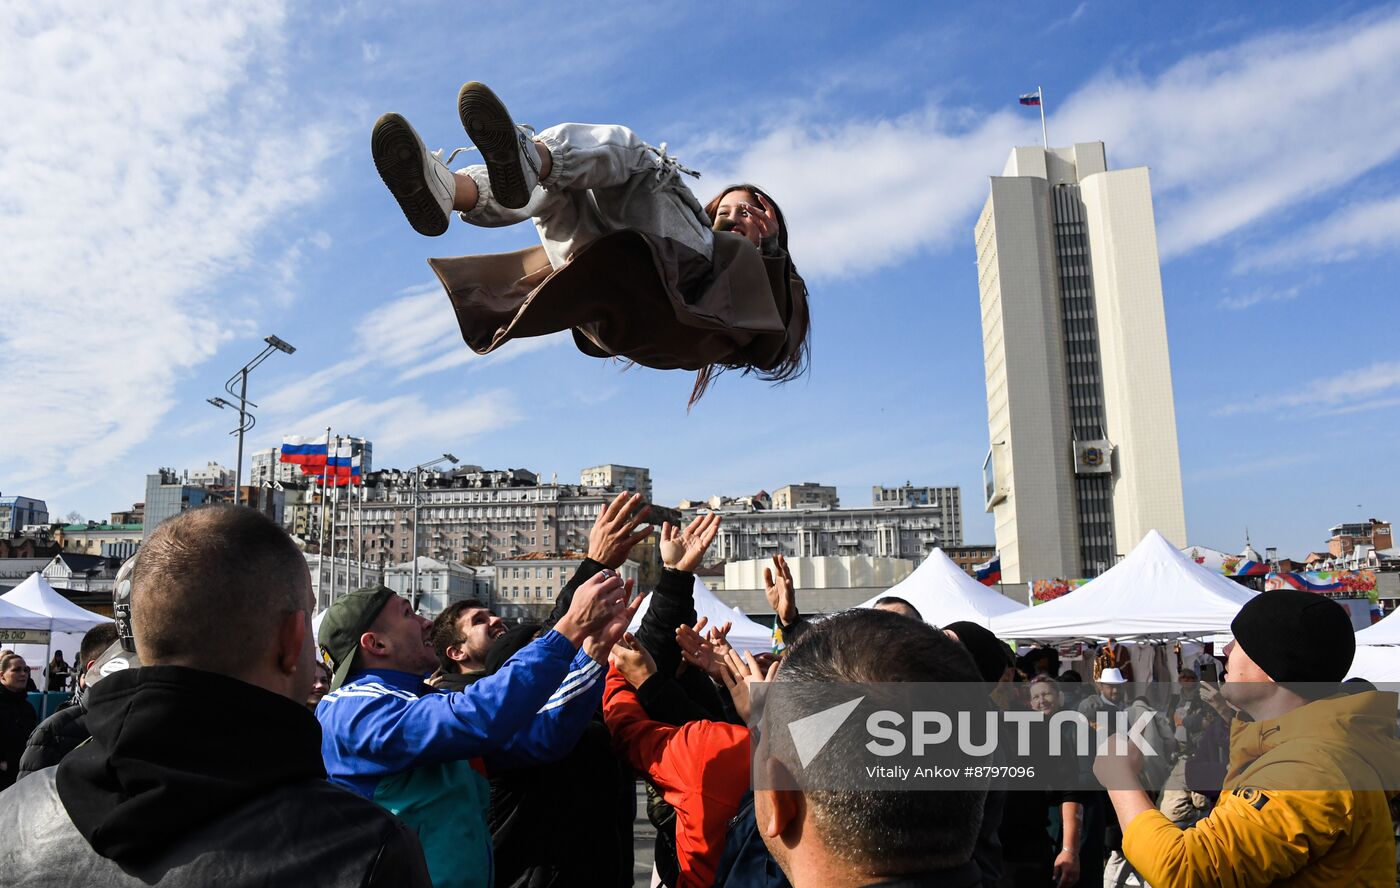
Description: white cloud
xmin=258 ymin=281 xmax=568 ymax=416
xmin=1055 ymin=10 xmax=1400 ymax=257
xmin=708 ymin=8 xmax=1400 ymax=279
xmin=288 ymin=389 xmax=521 ymax=453
xmin=0 ymin=3 xmax=335 ymax=488
xmin=1216 ymin=360 xmax=1400 ymax=416
xmin=1217 ymin=285 xmax=1299 ymax=311
xmin=1243 ymin=192 xmax=1400 ymax=269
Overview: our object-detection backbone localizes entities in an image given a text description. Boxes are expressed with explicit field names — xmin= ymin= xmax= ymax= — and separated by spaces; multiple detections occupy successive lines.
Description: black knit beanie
xmin=1230 ymin=590 xmax=1355 ymax=687
xmin=944 ymin=620 xmax=1015 ymax=683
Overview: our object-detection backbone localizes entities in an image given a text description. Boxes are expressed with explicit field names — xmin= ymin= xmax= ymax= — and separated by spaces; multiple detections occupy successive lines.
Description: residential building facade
xmin=1328 ymin=519 xmax=1393 ymax=558
xmin=322 ymin=464 xmax=678 ymax=572
xmin=580 ymin=464 xmax=652 ymax=501
xmin=142 ymin=469 xmax=227 ymax=541
xmin=383 ymin=557 xmax=488 ymax=618
xmin=0 ymin=496 xmax=49 ymax=535
xmin=681 ymin=487 xmax=963 ymax=563
xmin=492 ymin=552 xmax=641 ymax=622
xmin=42 ymin=553 xmax=121 ymax=594
xmin=55 ymin=523 xmax=143 ymax=559
xmin=773 ymin=483 xmax=839 ymax=510
xmin=975 ymin=142 xmax=1186 ymax=584
xmin=186 ymin=462 xmax=234 ymax=488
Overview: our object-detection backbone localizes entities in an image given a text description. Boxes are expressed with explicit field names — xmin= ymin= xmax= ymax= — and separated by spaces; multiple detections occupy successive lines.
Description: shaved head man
xmin=0 ymin=505 xmax=429 ymax=887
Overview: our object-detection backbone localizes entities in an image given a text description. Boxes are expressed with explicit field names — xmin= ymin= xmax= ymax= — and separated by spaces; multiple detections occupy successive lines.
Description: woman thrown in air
xmin=371 ymin=82 xmax=810 ymax=404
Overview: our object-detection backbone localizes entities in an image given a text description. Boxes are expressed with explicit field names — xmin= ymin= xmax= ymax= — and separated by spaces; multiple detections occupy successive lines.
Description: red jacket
xmin=603 ymin=666 xmax=751 ymax=888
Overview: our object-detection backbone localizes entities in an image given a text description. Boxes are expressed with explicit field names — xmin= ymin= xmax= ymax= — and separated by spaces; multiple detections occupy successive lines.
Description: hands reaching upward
xmin=764 ymin=553 xmax=797 ymax=625
xmin=675 ymin=617 xmax=733 ymax=680
xmin=718 ymin=648 xmax=779 ymax=724
xmin=588 ymin=492 xmax=653 ymax=569
xmin=610 ymin=632 xmax=657 ymax=689
xmin=659 ymin=513 xmax=721 ymax=573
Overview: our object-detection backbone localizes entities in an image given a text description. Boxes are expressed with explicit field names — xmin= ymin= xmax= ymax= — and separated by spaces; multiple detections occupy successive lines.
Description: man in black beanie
xmin=1094 ymin=590 xmax=1400 ymax=887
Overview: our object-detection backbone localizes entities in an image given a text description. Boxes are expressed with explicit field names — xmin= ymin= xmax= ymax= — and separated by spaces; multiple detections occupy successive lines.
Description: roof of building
xmin=498 ymin=550 xmax=590 ymax=562
xmin=49 ymin=552 xmax=119 ymax=573
xmin=61 ymin=523 xmax=142 ymax=532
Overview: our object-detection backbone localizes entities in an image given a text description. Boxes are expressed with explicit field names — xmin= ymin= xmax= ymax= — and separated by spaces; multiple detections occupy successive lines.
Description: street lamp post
xmin=410 ymin=453 xmax=458 ymax=610
xmin=206 ymin=335 xmax=295 ymax=500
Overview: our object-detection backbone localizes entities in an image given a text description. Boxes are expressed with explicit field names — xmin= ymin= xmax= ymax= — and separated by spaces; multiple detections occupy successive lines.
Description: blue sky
xmin=2 ymin=2 xmax=1398 ymax=559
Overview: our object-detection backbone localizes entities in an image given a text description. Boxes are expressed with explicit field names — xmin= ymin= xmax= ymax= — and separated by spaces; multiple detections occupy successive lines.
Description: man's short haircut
xmin=431 ymin=598 xmax=489 ymax=669
xmin=131 ymin=504 xmax=308 ymax=675
xmin=774 ymin=609 xmax=984 ymax=873
xmin=78 ymin=622 xmax=119 ymax=668
xmin=871 ymin=596 xmax=922 ymax=621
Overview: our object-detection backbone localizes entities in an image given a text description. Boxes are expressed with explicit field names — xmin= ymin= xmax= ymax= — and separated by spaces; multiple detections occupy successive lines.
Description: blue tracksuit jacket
xmin=317 ymin=629 xmax=603 ymax=888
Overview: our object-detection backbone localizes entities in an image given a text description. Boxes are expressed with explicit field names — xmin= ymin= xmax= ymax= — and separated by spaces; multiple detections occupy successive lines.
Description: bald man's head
xmin=132 ymin=504 xmax=311 ymax=679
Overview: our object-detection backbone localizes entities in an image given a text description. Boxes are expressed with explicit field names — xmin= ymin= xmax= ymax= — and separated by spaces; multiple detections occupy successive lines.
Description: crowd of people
xmin=0 ymin=498 xmax=1396 ymax=887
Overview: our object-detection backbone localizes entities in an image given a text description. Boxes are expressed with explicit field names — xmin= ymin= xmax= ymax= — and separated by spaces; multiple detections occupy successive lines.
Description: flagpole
xmin=343 ymin=440 xmax=353 ymax=591
xmin=357 ymin=468 xmax=365 ymax=588
xmin=330 ymin=440 xmax=339 ymax=606
xmin=317 ymin=426 xmax=331 ymax=608
xmin=1038 ymin=85 xmax=1048 ymax=149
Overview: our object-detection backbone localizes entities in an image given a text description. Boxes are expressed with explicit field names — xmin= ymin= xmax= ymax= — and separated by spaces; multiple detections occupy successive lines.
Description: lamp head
xmin=265 ymin=334 xmax=296 ymax=355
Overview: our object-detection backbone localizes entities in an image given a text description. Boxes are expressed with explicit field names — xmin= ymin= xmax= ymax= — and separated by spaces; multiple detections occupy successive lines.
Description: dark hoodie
xmin=0 ymin=664 xmax=429 ymax=887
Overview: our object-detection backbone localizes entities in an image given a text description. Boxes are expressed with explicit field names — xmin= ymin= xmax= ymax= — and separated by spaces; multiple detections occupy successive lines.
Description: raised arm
xmin=636 ymin=514 xmax=721 ymax=676
xmin=547 ymin=491 xmax=652 ymax=628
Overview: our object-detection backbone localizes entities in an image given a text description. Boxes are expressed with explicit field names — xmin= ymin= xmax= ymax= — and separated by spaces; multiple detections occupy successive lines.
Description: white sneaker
xmin=371 ymin=112 xmax=457 ymax=237
xmin=456 ymin=81 xmax=539 ymax=210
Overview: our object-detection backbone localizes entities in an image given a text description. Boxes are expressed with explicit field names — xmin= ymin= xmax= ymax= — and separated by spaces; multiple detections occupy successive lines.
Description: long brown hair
xmin=693 ymin=184 xmax=811 ymax=406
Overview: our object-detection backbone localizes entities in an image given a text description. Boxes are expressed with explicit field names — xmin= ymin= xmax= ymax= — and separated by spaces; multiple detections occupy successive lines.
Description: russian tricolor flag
xmin=303 ymin=439 xmax=364 ymax=485
xmin=974 ymin=556 xmax=1002 ymax=586
xmin=280 ymin=435 xmax=328 ymax=466
xmin=1019 ymin=91 xmax=1041 ymax=106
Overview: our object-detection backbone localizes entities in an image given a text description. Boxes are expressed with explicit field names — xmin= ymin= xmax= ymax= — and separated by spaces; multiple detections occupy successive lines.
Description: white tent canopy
xmin=991 ymin=530 xmax=1257 ymax=642
xmin=1355 ymin=607 xmax=1400 ymax=646
xmin=1347 ymin=646 xmax=1400 ymax=683
xmin=1348 ymin=608 xmax=1400 ymax=682
xmin=0 ymin=596 xmax=50 ymax=631
xmin=629 ymin=576 xmax=774 ymax=654
xmin=1 ymin=573 xmax=108 ymax=633
xmin=855 ymin=547 xmax=1024 ymax=628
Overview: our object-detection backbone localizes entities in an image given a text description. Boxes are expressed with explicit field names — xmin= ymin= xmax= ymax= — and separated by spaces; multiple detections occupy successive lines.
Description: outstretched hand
xmin=610 ymin=632 xmax=657 ymax=689
xmin=659 ymin=513 xmax=722 ymax=573
xmin=584 ymin=582 xmax=648 ymax=664
xmin=719 ymin=648 xmax=779 ymax=724
xmin=676 ymin=617 xmax=733 ymax=680
xmin=556 ymin=570 xmax=629 ymax=648
xmin=764 ymin=553 xmax=797 ymax=625
xmin=589 ymin=492 xmax=653 ymax=568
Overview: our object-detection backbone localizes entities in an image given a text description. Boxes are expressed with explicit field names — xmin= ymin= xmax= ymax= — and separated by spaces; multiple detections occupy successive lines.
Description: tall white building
xmin=975 ymin=143 xmax=1186 ymax=584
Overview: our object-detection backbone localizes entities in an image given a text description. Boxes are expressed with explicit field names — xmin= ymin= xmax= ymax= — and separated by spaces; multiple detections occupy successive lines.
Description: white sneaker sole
xmin=372 ymin=112 xmax=452 ymax=237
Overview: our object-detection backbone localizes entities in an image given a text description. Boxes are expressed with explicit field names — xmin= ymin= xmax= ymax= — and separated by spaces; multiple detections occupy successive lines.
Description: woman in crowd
xmin=46 ymin=651 xmax=72 ymax=692
xmin=371 ymin=82 xmax=810 ymax=405
xmin=0 ymin=651 xmax=38 ymax=791
xmin=306 ymin=660 xmax=331 ymax=711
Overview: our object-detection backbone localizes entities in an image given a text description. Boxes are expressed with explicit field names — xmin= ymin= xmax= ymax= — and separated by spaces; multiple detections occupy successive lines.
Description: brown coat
xmin=429 ymin=230 xmax=803 ymax=372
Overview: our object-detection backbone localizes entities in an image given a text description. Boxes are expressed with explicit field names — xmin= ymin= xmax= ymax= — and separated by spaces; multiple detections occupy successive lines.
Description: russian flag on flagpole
xmin=1019 ymin=91 xmax=1041 ymax=106
xmin=281 ymin=434 xmax=329 ymax=466
xmin=973 ymin=555 xmax=1002 ymax=586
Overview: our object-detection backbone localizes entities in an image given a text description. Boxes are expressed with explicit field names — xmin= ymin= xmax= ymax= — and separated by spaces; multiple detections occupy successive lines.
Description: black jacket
xmin=17 ymin=697 xmax=88 ymax=780
xmin=0 ymin=685 xmax=37 ymax=791
xmin=0 ymin=665 xmax=429 ymax=887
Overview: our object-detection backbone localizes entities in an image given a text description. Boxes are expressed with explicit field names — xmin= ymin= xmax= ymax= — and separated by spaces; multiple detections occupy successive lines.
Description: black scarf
xmin=56 ymin=664 xmax=326 ymax=863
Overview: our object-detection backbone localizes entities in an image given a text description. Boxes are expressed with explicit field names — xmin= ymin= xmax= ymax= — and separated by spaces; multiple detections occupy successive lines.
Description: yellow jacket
xmin=1122 ymin=690 xmax=1400 ymax=888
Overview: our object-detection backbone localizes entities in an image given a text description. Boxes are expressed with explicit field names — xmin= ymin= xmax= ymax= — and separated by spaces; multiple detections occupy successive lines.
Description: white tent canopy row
xmin=856 ymin=547 xmax=1024 ymax=628
xmin=628 ymin=576 xmax=774 ymax=655
xmin=990 ymin=530 xmax=1258 ymax=643
xmin=0 ymin=572 xmax=111 ymax=690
